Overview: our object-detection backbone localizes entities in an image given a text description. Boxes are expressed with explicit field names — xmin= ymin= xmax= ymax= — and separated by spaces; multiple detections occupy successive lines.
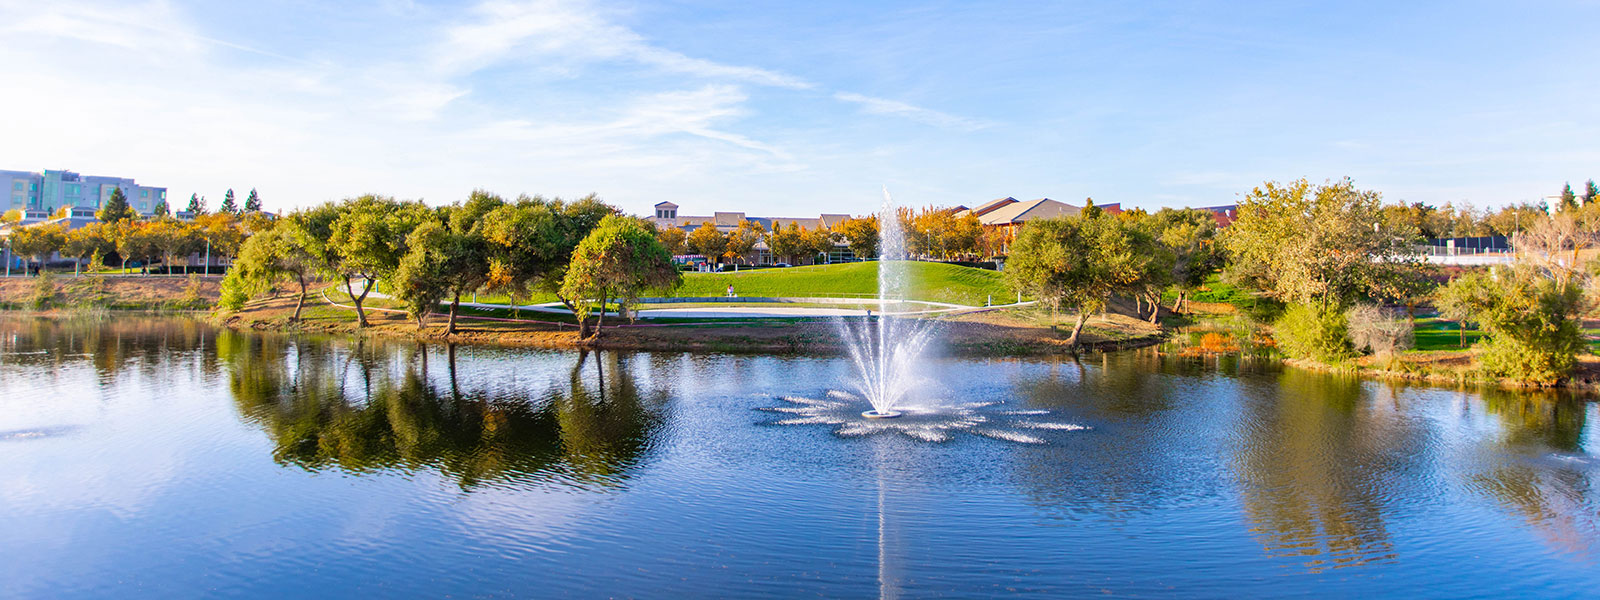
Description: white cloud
xmin=435 ymin=0 xmax=811 ymax=89
xmin=833 ymin=92 xmax=991 ymax=131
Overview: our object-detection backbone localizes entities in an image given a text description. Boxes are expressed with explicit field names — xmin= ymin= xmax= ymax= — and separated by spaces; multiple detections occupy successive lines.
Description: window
xmin=140 ymin=189 xmax=149 ymax=198
xmin=10 ymin=181 xmax=20 ymax=191
xmin=67 ymin=184 xmax=80 ymax=196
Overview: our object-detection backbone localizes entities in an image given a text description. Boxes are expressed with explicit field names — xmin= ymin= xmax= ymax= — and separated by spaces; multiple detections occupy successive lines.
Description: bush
xmin=1436 ymin=268 xmax=1587 ymax=385
xmin=218 ymin=269 xmax=253 ymax=311
xmin=65 ymin=274 xmax=110 ymax=307
xmin=1274 ymin=303 xmax=1355 ymax=364
xmin=1346 ymin=304 xmax=1414 ymax=360
xmin=29 ymin=271 xmax=57 ymax=310
xmin=178 ymin=273 xmax=207 ymax=309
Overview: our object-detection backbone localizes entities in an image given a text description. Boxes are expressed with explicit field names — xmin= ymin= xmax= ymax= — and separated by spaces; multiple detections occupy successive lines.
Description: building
xmin=0 ymin=169 xmax=167 ymax=216
xmin=649 ymin=202 xmax=858 ymax=264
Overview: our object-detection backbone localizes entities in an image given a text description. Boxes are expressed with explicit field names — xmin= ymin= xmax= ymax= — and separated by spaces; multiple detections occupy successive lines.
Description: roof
xmin=979 ymin=198 xmax=1081 ymax=225
xmin=970 ymin=197 xmax=1019 ymax=217
xmin=654 ymin=201 xmax=678 ymax=208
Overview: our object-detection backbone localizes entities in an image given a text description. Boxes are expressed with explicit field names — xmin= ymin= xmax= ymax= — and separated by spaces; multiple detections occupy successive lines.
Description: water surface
xmin=2 ymin=317 xmax=1597 ymax=598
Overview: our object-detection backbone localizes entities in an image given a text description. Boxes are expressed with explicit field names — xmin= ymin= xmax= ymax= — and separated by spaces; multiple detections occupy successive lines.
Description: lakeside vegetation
xmin=7 ymin=175 xmax=1599 ymax=388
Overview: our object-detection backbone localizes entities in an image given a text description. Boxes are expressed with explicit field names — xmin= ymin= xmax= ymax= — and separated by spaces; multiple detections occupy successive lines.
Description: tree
xmin=219 ymin=189 xmax=239 ymax=215
xmin=725 ymin=220 xmax=764 ymax=264
xmin=116 ymin=221 xmax=163 ymax=274
xmin=152 ymin=196 xmax=170 ymax=218
xmin=766 ymin=222 xmax=805 ymax=264
xmin=1559 ymin=183 xmax=1578 ymax=213
xmin=834 ymin=216 xmax=879 ymax=259
xmin=1485 ymin=202 xmax=1547 ymax=236
xmin=1436 ymin=267 xmax=1587 ymax=385
xmin=686 ymin=221 xmax=727 ymax=264
xmin=802 ymin=226 xmax=836 ymax=264
xmin=655 ymin=226 xmax=688 ymax=255
xmin=147 ymin=219 xmax=202 ymax=274
xmin=392 ymin=191 xmax=503 ymax=333
xmin=96 ymin=187 xmax=136 ymax=223
xmin=1512 ymin=212 xmax=1595 ymax=287
xmin=560 ymin=215 xmax=681 ymax=339
xmin=8 ymin=224 xmax=67 ymax=274
xmin=220 ymin=224 xmax=317 ymax=320
xmin=1148 ymin=208 xmax=1223 ymax=313
xmin=245 ymin=188 xmax=262 ymax=212
xmin=1585 ymin=180 xmax=1598 ymax=206
xmin=1003 ymin=215 xmax=1146 ymax=345
xmin=64 ymin=223 xmax=117 ymax=274
xmin=186 ymin=194 xmax=207 ymax=215
xmin=1224 ymin=178 xmax=1418 ymax=312
xmin=329 ymin=195 xmax=423 ymax=326
xmin=193 ymin=212 xmax=246 ymax=267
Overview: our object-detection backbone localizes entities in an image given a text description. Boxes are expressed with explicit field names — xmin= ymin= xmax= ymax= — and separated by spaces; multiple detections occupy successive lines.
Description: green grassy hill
xmin=672 ymin=261 xmax=1017 ymax=306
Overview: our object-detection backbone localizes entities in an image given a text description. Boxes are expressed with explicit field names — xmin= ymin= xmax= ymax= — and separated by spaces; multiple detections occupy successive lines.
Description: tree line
xmin=655 ymin=207 xmax=993 ymax=265
xmin=219 ymin=191 xmax=680 ymax=339
xmin=1004 ymin=177 xmax=1600 ymax=385
xmin=3 ymin=186 xmax=266 ymax=274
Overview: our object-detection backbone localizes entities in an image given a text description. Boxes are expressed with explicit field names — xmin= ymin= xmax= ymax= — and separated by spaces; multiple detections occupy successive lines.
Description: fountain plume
xmin=839 ymin=188 xmax=942 ymax=417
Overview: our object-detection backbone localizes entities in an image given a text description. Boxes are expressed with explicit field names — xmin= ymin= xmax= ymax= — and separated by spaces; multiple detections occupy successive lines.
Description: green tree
xmin=1224 ymin=178 xmax=1418 ymax=311
xmin=1149 ymin=208 xmax=1223 ymax=314
xmin=392 ymin=191 xmax=503 ymax=333
xmin=96 ymin=187 xmax=136 ymax=223
xmin=1004 ymin=214 xmax=1146 ymax=345
xmin=186 ymin=193 xmax=207 ymax=215
xmin=219 ymin=224 xmax=317 ymax=320
xmin=560 ymin=215 xmax=681 ymax=338
xmin=219 ymin=189 xmax=239 ymax=214
xmin=244 ymin=188 xmax=262 ymax=212
xmin=151 ymin=196 xmax=170 ymax=218
xmin=1437 ymin=267 xmax=1587 ymax=385
xmin=1559 ymin=183 xmax=1578 ymax=213
xmin=478 ymin=195 xmax=614 ymax=314
xmin=834 ymin=216 xmax=879 ymax=260
xmin=329 ymin=195 xmax=425 ymax=326
xmin=1584 ymin=180 xmax=1598 ymax=206
xmin=686 ymin=221 xmax=727 ymax=264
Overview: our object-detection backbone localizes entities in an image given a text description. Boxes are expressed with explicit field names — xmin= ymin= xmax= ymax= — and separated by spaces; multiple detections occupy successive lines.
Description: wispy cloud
xmin=833 ymin=92 xmax=991 ymax=131
xmin=435 ymin=0 xmax=811 ymax=89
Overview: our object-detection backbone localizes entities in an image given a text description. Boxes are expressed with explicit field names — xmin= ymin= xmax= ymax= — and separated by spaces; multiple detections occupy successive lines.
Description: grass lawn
xmin=671 ymin=261 xmax=1016 ymax=306
xmin=372 ymin=262 xmax=1014 ymax=307
xmin=1412 ymin=316 xmax=1483 ymax=352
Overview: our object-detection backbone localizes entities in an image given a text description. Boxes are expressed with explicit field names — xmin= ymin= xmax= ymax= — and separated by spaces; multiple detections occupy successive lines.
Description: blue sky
xmin=1 ymin=0 xmax=1596 ymax=216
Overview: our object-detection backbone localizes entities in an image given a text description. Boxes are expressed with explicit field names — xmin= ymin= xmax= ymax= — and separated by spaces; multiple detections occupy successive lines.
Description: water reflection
xmin=217 ymin=331 xmax=664 ymax=490
xmin=1468 ymin=389 xmax=1599 ymax=559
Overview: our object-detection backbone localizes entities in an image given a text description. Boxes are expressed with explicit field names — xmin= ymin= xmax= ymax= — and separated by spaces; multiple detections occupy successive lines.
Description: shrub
xmin=1436 ymin=268 xmax=1587 ymax=385
xmin=1346 ymin=304 xmax=1414 ymax=360
xmin=218 ymin=269 xmax=253 ymax=311
xmin=1274 ymin=303 xmax=1355 ymax=364
xmin=179 ymin=273 xmax=207 ymax=309
xmin=65 ymin=274 xmax=110 ymax=307
xmin=29 ymin=271 xmax=57 ymax=310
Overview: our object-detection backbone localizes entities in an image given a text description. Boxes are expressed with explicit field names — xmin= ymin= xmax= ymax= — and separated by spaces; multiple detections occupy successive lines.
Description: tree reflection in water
xmin=1467 ymin=389 xmax=1598 ymax=559
xmin=218 ymin=332 xmax=664 ymax=491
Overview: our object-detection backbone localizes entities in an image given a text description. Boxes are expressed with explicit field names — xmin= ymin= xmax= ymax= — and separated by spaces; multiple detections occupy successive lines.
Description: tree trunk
xmin=1171 ymin=291 xmax=1183 ymax=313
xmin=592 ymin=293 xmax=609 ymax=339
xmin=1147 ymin=293 xmax=1161 ymax=324
xmin=345 ymin=276 xmax=372 ymax=328
xmin=292 ymin=273 xmax=308 ymax=322
xmin=447 ymin=291 xmax=460 ymax=335
xmin=1066 ymin=311 xmax=1089 ymax=346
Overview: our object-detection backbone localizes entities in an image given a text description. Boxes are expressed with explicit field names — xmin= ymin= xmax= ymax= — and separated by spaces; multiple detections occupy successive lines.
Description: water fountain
xmin=759 ymin=189 xmax=1089 ymax=443
xmin=839 ymin=188 xmax=941 ymax=419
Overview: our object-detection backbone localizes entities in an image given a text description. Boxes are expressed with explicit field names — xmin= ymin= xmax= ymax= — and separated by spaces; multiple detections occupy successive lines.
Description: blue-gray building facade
xmin=0 ymin=169 xmax=167 ymax=216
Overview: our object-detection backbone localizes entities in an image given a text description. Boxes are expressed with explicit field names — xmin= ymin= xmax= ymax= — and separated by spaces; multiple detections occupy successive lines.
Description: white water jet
xmin=839 ymin=188 xmax=942 ymax=418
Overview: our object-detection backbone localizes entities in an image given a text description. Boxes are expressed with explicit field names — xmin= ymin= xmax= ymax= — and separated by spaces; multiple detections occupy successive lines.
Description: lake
xmin=2 ymin=316 xmax=1597 ymax=598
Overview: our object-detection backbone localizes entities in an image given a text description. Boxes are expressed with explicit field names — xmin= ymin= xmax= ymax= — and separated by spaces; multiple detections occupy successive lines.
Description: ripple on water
xmin=758 ymin=391 xmax=1089 ymax=445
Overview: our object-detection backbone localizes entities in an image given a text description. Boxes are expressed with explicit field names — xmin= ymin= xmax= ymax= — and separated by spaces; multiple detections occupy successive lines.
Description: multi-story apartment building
xmin=0 ymin=169 xmax=167 ymax=215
